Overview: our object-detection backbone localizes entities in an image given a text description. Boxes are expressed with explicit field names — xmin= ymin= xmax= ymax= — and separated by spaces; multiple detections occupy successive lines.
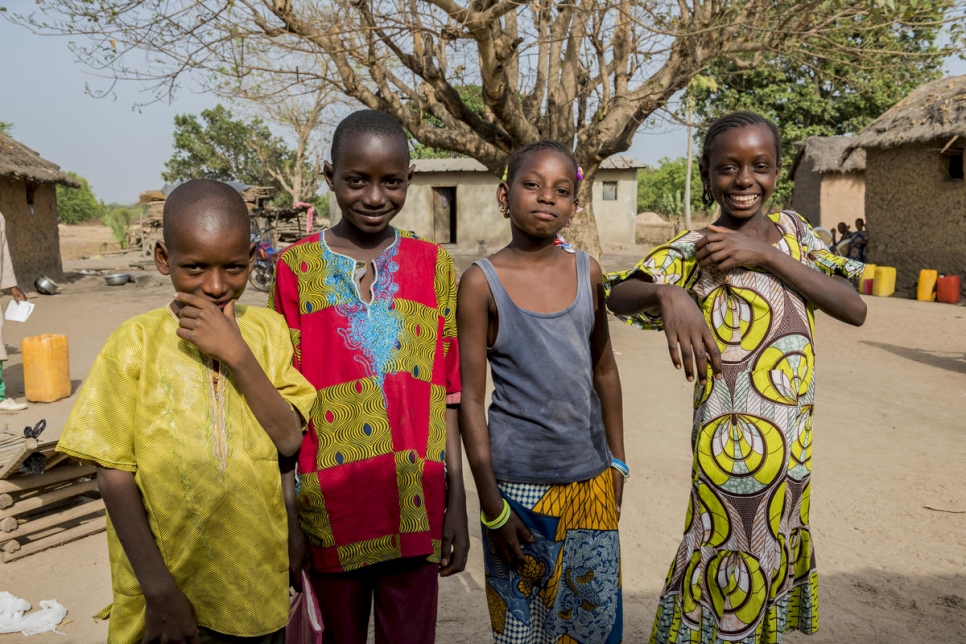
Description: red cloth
xmin=309 ymin=558 xmax=439 ymax=644
xmin=271 ymin=230 xmax=460 ymax=573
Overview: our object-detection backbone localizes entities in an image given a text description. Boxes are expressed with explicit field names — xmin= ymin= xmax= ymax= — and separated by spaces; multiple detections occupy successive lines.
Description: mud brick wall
xmin=864 ymin=143 xmax=966 ymax=297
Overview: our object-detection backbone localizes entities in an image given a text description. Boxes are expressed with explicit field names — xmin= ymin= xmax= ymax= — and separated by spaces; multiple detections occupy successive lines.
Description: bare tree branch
xmin=13 ymin=0 xmax=965 ymax=254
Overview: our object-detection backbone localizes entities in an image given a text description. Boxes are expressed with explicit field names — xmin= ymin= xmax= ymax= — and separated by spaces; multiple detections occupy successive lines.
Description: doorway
xmin=432 ymin=187 xmax=457 ymax=244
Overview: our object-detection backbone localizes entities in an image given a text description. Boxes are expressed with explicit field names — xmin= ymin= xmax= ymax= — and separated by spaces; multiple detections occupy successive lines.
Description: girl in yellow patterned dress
xmin=607 ymin=111 xmax=867 ymax=644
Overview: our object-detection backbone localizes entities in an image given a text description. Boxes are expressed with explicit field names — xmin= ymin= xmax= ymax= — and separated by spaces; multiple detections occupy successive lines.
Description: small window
xmin=602 ymin=181 xmax=618 ymax=201
xmin=25 ymin=181 xmax=36 ymax=206
xmin=943 ymin=149 xmax=964 ymax=180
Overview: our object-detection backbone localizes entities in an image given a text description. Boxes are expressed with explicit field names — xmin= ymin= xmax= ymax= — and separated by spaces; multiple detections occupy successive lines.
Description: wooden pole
xmin=0 ymin=464 xmax=96 ymax=495
xmin=0 ymin=498 xmax=104 ymax=541
xmin=1 ymin=515 xmax=107 ymax=563
xmin=684 ymin=99 xmax=694 ymax=231
xmin=0 ymin=480 xmax=98 ymax=520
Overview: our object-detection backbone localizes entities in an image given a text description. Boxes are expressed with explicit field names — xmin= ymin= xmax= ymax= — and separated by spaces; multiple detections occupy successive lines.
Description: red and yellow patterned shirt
xmin=270 ymin=228 xmax=461 ymax=573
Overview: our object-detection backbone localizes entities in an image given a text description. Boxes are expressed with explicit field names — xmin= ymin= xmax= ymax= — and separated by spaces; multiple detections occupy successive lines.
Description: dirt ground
xmin=56 ymin=223 xmax=125 ymax=261
xmin=1 ymin=225 xmax=964 ymax=642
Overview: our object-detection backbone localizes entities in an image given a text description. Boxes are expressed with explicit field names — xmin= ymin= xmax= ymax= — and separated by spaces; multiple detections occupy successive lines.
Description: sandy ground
xmin=57 ymin=223 xmax=126 ymax=261
xmin=1 ymin=225 xmax=964 ymax=642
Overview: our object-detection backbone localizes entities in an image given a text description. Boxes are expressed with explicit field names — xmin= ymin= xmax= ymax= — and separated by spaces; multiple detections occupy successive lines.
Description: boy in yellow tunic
xmin=57 ymin=179 xmax=317 ymax=644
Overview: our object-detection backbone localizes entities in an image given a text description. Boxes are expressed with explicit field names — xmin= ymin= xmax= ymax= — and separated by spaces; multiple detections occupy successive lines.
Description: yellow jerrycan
xmin=872 ymin=266 xmax=896 ymax=297
xmin=21 ymin=334 xmax=71 ymax=403
xmin=917 ymin=269 xmax=938 ymax=301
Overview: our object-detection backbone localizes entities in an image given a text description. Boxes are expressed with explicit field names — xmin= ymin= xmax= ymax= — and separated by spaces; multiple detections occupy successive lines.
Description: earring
xmin=499 ymin=203 xmax=510 ymax=219
xmin=702 ymin=185 xmax=714 ymax=208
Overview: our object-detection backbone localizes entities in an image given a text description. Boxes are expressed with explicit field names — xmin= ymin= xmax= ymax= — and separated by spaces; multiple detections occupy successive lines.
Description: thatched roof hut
xmin=0 ymin=134 xmax=79 ymax=187
xmin=0 ymin=133 xmax=77 ymax=284
xmin=846 ymin=75 xmax=966 ymax=152
xmin=790 ymin=136 xmax=865 ymax=177
xmin=790 ymin=136 xmax=866 ymax=231
xmin=847 ymin=74 xmax=966 ymax=299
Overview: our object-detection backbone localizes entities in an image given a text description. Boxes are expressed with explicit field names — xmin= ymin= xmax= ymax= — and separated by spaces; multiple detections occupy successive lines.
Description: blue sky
xmin=1 ymin=17 xmax=962 ymax=204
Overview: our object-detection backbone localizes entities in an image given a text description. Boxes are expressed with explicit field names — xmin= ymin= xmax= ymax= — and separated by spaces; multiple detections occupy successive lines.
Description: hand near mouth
xmin=695 ymin=225 xmax=776 ymax=271
xmin=173 ymin=293 xmax=248 ymax=366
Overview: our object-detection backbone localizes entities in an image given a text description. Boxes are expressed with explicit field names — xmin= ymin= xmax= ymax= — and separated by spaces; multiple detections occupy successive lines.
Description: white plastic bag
xmin=0 ymin=591 xmax=67 ymax=636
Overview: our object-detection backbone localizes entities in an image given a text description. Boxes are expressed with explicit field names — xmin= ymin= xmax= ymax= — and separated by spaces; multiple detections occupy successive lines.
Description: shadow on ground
xmin=862 ymin=341 xmax=966 ymax=375
xmin=437 ymin=569 xmax=966 ymax=643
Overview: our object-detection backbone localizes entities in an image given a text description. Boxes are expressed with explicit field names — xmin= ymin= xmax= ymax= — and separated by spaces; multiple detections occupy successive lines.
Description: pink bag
xmin=286 ymin=571 xmax=324 ymax=644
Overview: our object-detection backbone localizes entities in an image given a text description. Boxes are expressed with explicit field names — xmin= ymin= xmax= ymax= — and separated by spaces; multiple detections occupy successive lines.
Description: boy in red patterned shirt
xmin=270 ymin=110 xmax=468 ymax=643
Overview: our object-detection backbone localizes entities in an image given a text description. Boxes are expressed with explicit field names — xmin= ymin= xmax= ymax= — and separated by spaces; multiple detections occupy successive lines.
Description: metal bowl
xmin=34 ymin=275 xmax=59 ymax=295
xmin=104 ymin=273 xmax=131 ymax=286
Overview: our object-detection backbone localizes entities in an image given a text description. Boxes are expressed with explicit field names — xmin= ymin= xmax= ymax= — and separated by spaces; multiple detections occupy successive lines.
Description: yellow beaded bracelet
xmin=481 ymin=499 xmax=511 ymax=530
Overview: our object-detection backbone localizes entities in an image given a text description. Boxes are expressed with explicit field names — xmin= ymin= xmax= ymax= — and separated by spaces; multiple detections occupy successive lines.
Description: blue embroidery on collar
xmin=321 ymin=231 xmax=403 ymax=389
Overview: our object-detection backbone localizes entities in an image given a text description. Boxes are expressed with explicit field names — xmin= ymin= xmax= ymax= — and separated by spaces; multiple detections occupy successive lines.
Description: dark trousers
xmin=310 ymin=557 xmax=439 ymax=644
xmin=198 ymin=627 xmax=285 ymax=644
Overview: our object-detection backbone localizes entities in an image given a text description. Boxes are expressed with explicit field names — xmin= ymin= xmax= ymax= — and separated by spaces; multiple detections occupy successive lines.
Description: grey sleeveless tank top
xmin=476 ymin=250 xmax=611 ymax=484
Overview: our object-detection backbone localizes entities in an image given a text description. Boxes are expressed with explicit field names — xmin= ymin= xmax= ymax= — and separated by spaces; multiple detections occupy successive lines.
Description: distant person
xmin=458 ymin=141 xmax=625 ymax=643
xmin=849 ymin=217 xmax=869 ymax=262
xmin=56 ymin=179 xmax=317 ymax=643
xmin=270 ymin=110 xmax=468 ymax=644
xmin=608 ymin=111 xmax=867 ymax=643
xmin=832 ymin=221 xmax=852 ymax=255
xmin=0 ymin=209 xmax=28 ymax=412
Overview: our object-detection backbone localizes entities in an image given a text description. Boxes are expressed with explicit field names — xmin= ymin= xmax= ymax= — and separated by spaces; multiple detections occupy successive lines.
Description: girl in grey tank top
xmin=458 ymin=141 xmax=625 ymax=643
xmin=475 ymin=251 xmax=610 ymax=483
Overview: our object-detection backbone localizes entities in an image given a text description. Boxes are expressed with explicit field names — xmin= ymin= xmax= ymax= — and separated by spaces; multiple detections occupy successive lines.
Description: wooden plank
xmin=0 ymin=498 xmax=104 ymax=541
xmin=0 ymin=439 xmax=38 ymax=480
xmin=1 ymin=515 xmax=107 ymax=563
xmin=0 ymin=463 xmax=96 ymax=495
xmin=0 ymin=480 xmax=98 ymax=519
xmin=43 ymin=453 xmax=70 ymax=470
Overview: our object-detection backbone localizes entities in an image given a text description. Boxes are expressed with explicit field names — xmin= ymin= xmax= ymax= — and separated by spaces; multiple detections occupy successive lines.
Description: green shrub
xmin=56 ymin=172 xmax=102 ymax=224
xmin=102 ymin=206 xmax=141 ymax=249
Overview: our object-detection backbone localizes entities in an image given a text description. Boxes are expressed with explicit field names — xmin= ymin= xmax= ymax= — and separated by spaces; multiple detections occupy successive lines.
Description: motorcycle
xmin=249 ymin=225 xmax=280 ymax=292
xmin=248 ymin=203 xmax=317 ymax=292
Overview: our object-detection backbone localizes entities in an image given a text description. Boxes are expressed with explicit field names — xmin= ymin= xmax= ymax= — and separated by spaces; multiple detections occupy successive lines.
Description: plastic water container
xmin=860 ymin=264 xmax=876 ymax=294
xmin=860 ymin=264 xmax=877 ymax=287
xmin=917 ymin=269 xmax=938 ymax=301
xmin=21 ymin=334 xmax=71 ymax=403
xmin=937 ymin=275 xmax=961 ymax=304
xmin=872 ymin=266 xmax=896 ymax=297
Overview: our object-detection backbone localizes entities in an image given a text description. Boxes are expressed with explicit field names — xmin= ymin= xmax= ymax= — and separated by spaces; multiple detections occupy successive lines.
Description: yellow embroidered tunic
xmin=57 ymin=304 xmax=317 ymax=643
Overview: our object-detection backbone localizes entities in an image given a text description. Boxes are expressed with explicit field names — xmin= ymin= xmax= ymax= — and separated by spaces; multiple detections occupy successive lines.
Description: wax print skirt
xmin=482 ymin=468 xmax=622 ymax=644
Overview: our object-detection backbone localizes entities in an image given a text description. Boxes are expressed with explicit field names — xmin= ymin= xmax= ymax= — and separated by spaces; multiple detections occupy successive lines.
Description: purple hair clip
xmin=576 ymin=164 xmax=584 ymax=181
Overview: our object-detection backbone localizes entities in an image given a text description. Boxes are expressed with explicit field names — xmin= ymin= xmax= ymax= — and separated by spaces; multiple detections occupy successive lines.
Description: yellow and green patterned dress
xmin=606 ymin=211 xmax=863 ymax=644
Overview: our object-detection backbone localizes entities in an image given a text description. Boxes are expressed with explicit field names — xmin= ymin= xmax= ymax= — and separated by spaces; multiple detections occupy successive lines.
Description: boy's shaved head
xmin=330 ymin=110 xmax=409 ymax=165
xmin=163 ymin=179 xmax=250 ymax=251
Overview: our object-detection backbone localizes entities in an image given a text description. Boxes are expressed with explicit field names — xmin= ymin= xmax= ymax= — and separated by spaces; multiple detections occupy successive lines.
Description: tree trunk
xmin=569 ymin=172 xmax=601 ymax=260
